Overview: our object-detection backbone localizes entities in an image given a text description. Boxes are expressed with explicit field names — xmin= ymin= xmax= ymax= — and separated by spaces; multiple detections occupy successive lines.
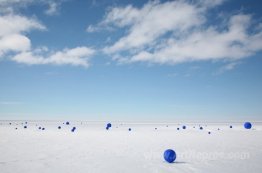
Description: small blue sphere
xmin=58 ymin=126 xmax=61 ymax=129
xmin=200 ymin=127 xmax=203 ymax=130
xmin=106 ymin=126 xmax=109 ymax=130
xmin=164 ymin=149 xmax=176 ymax=163
xmin=208 ymin=131 xmax=211 ymax=134
xmin=230 ymin=125 xmax=233 ymax=128
xmin=38 ymin=127 xmax=41 ymax=130
xmin=71 ymin=127 xmax=76 ymax=132
xmin=24 ymin=126 xmax=27 ymax=129
xmin=177 ymin=128 xmax=179 ymax=130
xmin=107 ymin=123 xmax=112 ymax=128
xmin=66 ymin=121 xmax=70 ymax=125
xmin=182 ymin=125 xmax=186 ymax=129
xmin=128 ymin=128 xmax=131 ymax=131
xmin=244 ymin=122 xmax=252 ymax=129
xmin=42 ymin=128 xmax=45 ymax=130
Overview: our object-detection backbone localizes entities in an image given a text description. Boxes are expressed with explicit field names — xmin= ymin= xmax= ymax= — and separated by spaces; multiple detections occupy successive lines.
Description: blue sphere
xmin=200 ymin=127 xmax=203 ymax=130
xmin=230 ymin=125 xmax=233 ymax=128
xmin=182 ymin=125 xmax=186 ymax=129
xmin=66 ymin=121 xmax=70 ymax=125
xmin=71 ymin=127 xmax=76 ymax=132
xmin=38 ymin=127 xmax=41 ymax=130
xmin=177 ymin=128 xmax=179 ymax=130
xmin=58 ymin=126 xmax=61 ymax=129
xmin=106 ymin=126 xmax=109 ymax=130
xmin=128 ymin=128 xmax=131 ymax=131
xmin=244 ymin=122 xmax=252 ymax=129
xmin=208 ymin=131 xmax=211 ymax=134
xmin=24 ymin=126 xmax=27 ymax=129
xmin=42 ymin=128 xmax=45 ymax=130
xmin=107 ymin=123 xmax=112 ymax=128
xmin=164 ymin=149 xmax=176 ymax=163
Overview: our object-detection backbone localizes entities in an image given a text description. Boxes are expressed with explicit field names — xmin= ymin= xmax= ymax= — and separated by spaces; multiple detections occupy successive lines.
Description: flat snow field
xmin=0 ymin=121 xmax=262 ymax=173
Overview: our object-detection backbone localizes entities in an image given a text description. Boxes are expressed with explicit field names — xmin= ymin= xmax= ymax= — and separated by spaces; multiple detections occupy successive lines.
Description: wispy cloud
xmin=0 ymin=0 xmax=64 ymax=15
xmin=13 ymin=46 xmax=95 ymax=68
xmin=89 ymin=0 xmax=262 ymax=66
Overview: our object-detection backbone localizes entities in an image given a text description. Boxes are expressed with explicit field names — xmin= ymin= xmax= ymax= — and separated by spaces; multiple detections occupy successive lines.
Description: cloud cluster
xmin=0 ymin=1 xmax=95 ymax=68
xmin=89 ymin=0 xmax=262 ymax=65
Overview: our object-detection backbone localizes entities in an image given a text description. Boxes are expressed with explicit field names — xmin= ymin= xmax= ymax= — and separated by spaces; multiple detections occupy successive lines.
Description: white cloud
xmin=89 ymin=0 xmax=262 ymax=65
xmin=12 ymin=47 xmax=95 ymax=67
xmin=0 ymin=0 xmax=63 ymax=15
xmin=0 ymin=14 xmax=45 ymax=56
xmin=45 ymin=1 xmax=59 ymax=16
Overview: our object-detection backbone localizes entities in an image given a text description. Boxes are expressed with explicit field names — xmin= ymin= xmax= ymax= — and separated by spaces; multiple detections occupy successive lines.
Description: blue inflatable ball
xmin=208 ymin=131 xmax=211 ymax=134
xmin=128 ymin=128 xmax=131 ymax=131
xmin=164 ymin=149 xmax=176 ymax=163
xmin=177 ymin=128 xmax=179 ymax=130
xmin=24 ymin=125 xmax=27 ymax=129
xmin=71 ymin=127 xmax=76 ymax=132
xmin=244 ymin=122 xmax=252 ymax=129
xmin=58 ymin=126 xmax=61 ymax=129
xmin=107 ymin=123 xmax=112 ymax=128
xmin=200 ymin=127 xmax=203 ymax=130
xmin=182 ymin=125 xmax=186 ymax=129
xmin=230 ymin=125 xmax=233 ymax=128
xmin=42 ymin=128 xmax=45 ymax=130
xmin=106 ymin=126 xmax=109 ymax=130
xmin=66 ymin=121 xmax=70 ymax=125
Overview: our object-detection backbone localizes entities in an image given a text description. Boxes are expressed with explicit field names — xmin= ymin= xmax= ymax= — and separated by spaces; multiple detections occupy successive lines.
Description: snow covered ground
xmin=0 ymin=121 xmax=261 ymax=173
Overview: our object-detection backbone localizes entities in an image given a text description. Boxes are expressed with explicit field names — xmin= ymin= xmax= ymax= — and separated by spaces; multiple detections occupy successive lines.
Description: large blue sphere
xmin=244 ymin=122 xmax=252 ymax=129
xmin=164 ymin=149 xmax=176 ymax=163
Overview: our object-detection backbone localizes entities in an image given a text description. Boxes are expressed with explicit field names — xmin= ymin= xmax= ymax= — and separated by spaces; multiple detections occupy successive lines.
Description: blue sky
xmin=0 ymin=0 xmax=262 ymax=121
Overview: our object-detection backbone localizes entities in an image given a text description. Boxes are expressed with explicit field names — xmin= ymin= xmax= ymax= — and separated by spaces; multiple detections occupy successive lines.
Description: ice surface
xmin=0 ymin=121 xmax=262 ymax=173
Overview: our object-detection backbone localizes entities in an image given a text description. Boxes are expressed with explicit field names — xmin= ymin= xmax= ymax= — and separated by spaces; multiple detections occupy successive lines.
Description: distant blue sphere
xmin=71 ymin=127 xmax=76 ymax=132
xmin=244 ymin=122 xmax=252 ymax=129
xmin=164 ymin=149 xmax=176 ymax=163
xmin=42 ymin=128 xmax=45 ymax=130
xmin=177 ymin=128 xmax=179 ymax=130
xmin=128 ymin=128 xmax=131 ymax=131
xmin=66 ymin=121 xmax=70 ymax=125
xmin=200 ymin=127 xmax=203 ymax=130
xmin=24 ymin=126 xmax=27 ymax=129
xmin=230 ymin=125 xmax=233 ymax=128
xmin=58 ymin=126 xmax=61 ymax=129
xmin=107 ymin=123 xmax=112 ymax=128
xmin=182 ymin=125 xmax=186 ymax=129
xmin=208 ymin=131 xmax=211 ymax=134
xmin=38 ymin=127 xmax=41 ymax=130
xmin=106 ymin=126 xmax=109 ymax=130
